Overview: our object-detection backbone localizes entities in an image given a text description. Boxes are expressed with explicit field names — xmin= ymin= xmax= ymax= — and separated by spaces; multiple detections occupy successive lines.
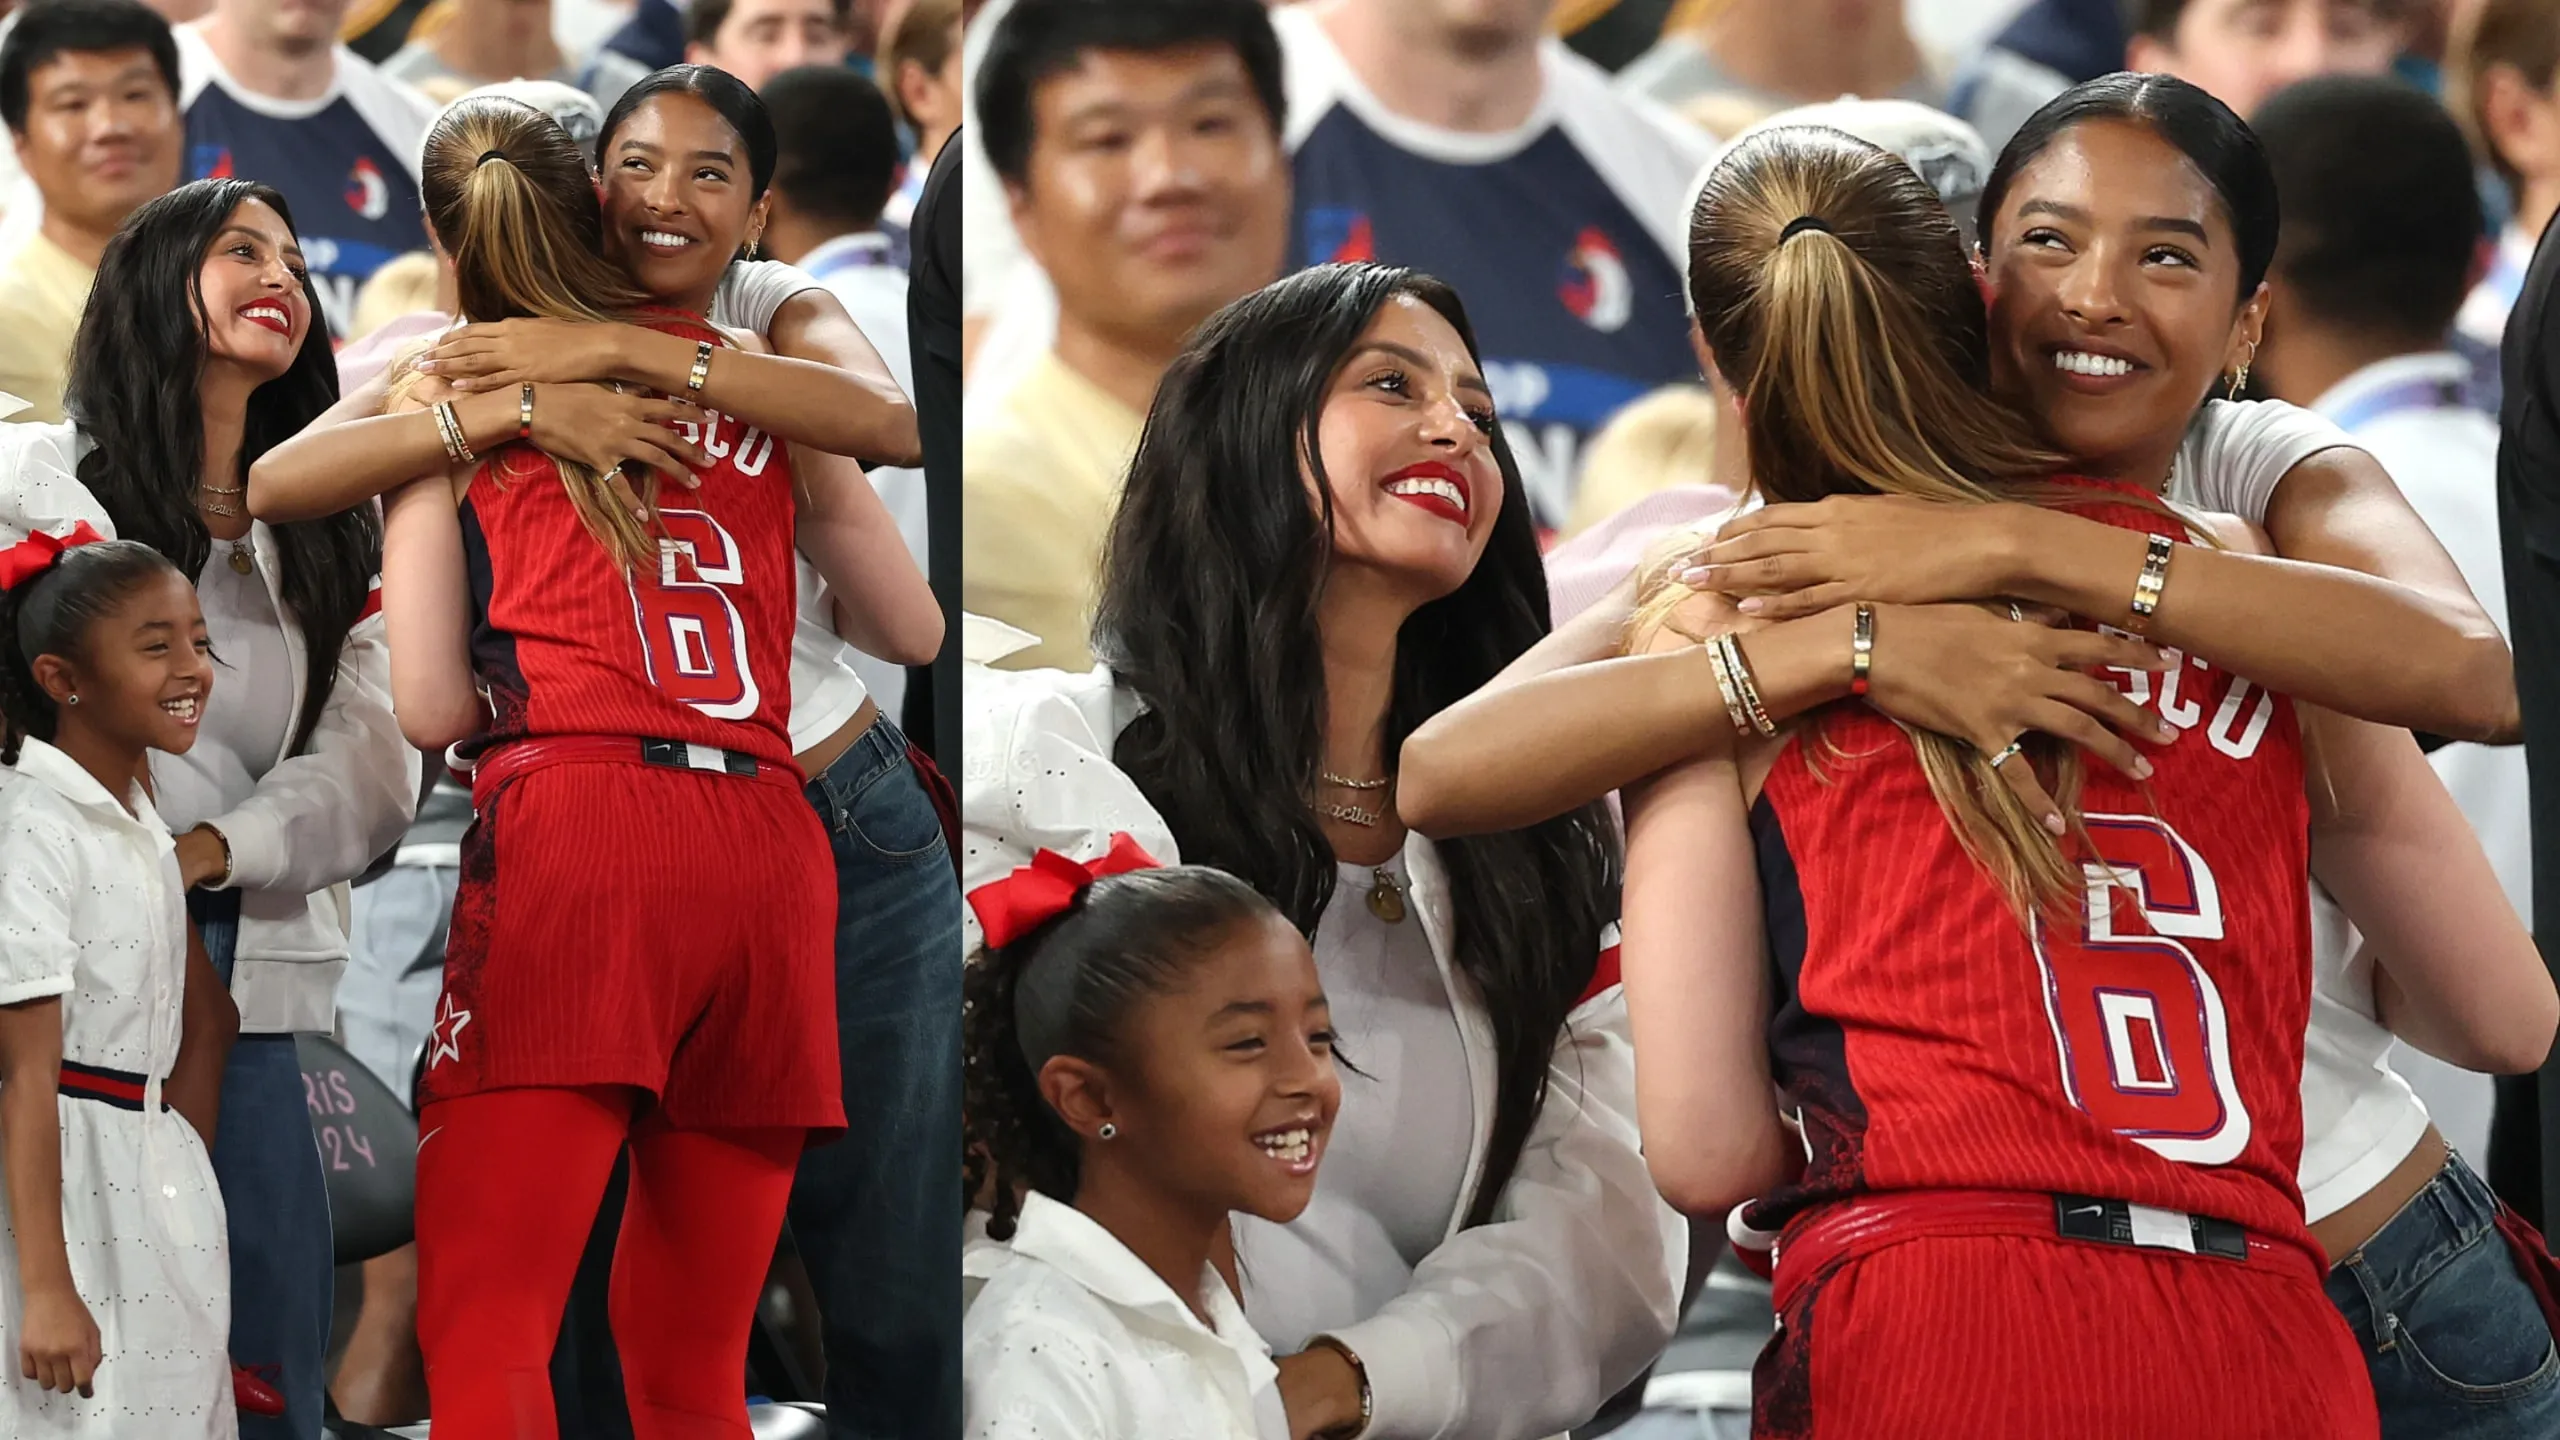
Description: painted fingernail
xmin=2044 ymin=813 xmax=2067 ymax=836
xmin=2132 ymin=756 xmax=2154 ymax=779
xmin=1737 ymin=597 xmax=1765 ymax=614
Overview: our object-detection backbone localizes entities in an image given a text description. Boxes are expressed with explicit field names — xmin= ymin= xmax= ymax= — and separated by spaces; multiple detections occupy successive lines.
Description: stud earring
xmin=65 ymin=693 xmax=79 ymax=705
xmin=1097 ymin=1122 xmax=1118 ymax=1140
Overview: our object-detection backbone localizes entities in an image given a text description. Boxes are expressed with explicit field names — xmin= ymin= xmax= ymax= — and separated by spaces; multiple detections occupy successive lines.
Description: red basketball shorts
xmin=419 ymin=746 xmax=844 ymax=1136
xmin=1757 ymin=1200 xmax=2378 ymax=1439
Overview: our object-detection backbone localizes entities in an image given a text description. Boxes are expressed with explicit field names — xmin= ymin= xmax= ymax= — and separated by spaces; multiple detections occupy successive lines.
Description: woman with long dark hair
xmin=0 ymin=177 xmax=412 ymax=1437
xmin=247 ymin=69 xmax=964 ymax=1436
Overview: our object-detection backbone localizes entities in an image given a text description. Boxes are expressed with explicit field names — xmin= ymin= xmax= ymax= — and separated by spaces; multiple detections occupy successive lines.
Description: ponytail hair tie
xmin=968 ymin=832 xmax=1162 ymax=951
xmin=1779 ymin=215 xmax=1834 ymax=243
xmin=475 ymin=149 xmax=508 ymax=169
xmin=0 ymin=522 xmax=107 ymax=592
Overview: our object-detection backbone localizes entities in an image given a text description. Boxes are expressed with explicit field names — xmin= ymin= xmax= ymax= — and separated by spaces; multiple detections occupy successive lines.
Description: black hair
xmin=0 ymin=538 xmax=184 ymax=765
xmin=63 ymin=179 xmax=380 ymax=759
xmin=762 ymin=64 xmax=901 ymax=231
xmin=0 ymin=0 xmax=177 ymax=136
xmin=2130 ymin=0 xmax=2409 ymax=41
xmin=2252 ymin=74 xmax=2482 ymax=346
xmin=1981 ymin=71 xmax=2280 ymax=305
xmin=603 ymin=63 xmax=780 ymax=200
xmin=977 ymin=0 xmax=1285 ymax=188
xmin=684 ymin=0 xmax=852 ymax=50
xmin=1096 ymin=262 xmax=1622 ymax=1232
xmin=963 ymin=864 xmax=1278 ymax=1240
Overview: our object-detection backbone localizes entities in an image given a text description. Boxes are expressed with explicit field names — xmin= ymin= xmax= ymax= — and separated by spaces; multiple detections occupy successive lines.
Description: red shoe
xmin=233 ymin=1366 xmax=285 ymax=1417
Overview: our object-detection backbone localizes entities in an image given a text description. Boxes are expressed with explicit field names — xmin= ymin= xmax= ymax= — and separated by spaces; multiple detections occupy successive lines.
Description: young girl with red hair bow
xmin=962 ymin=840 xmax=1342 ymax=1440
xmin=0 ymin=527 xmax=239 ymax=1436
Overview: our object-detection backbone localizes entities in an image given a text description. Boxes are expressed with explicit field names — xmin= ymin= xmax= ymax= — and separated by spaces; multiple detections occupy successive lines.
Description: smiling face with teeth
xmin=196 ymin=199 xmax=313 ymax=383
xmin=1309 ymin=294 xmax=1506 ymax=606
xmin=24 ymin=564 xmax=213 ymax=767
xmin=601 ymin=91 xmax=773 ymax=315
xmin=1042 ymin=909 xmax=1341 ymax=1227
xmin=1982 ymin=118 xmax=2268 ymax=487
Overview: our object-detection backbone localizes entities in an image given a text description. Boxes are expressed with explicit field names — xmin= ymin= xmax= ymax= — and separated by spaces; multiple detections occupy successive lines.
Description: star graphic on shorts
xmin=428 ymin=995 xmax=473 ymax=1069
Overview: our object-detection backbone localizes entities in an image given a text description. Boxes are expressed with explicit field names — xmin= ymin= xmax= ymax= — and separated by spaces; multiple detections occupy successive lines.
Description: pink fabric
xmin=1541 ymin=483 xmax=1745 ymax=625
xmin=335 ymin=310 xmax=454 ymax=394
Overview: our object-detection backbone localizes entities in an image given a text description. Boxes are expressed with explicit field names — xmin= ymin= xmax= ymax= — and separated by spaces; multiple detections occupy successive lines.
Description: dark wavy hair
xmin=962 ymin=864 xmax=1276 ymax=1240
xmin=0 ymin=539 xmax=184 ymax=765
xmin=1095 ymin=262 xmax=1622 ymax=1230
xmin=63 ymin=178 xmax=381 ymax=756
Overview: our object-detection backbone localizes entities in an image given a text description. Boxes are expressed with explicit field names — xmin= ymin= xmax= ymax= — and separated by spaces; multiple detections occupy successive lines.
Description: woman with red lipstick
xmin=0 ymin=178 xmax=411 ymax=1434
xmin=964 ymin=260 xmax=1680 ymax=1440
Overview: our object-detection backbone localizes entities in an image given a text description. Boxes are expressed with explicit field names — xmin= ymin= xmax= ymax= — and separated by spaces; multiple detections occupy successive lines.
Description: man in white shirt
xmin=764 ymin=63 xmax=922 ymax=718
xmin=2252 ymin=74 xmax=2520 ymax=1175
xmin=176 ymin=0 xmax=436 ymax=338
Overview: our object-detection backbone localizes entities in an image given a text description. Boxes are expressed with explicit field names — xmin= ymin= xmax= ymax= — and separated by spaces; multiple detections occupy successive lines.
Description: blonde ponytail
xmin=418 ymin=97 xmax=663 ymax=571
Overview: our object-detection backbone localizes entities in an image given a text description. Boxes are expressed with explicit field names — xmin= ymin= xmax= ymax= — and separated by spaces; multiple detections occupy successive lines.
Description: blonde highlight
xmin=419 ymin=97 xmax=663 ymax=570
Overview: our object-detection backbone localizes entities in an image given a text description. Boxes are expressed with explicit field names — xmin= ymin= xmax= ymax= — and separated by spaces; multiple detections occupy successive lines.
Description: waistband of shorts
xmin=471 ymin=735 xmax=804 ymax=808
xmin=1773 ymin=1189 xmax=2325 ymax=1309
xmin=59 ymin=1059 xmax=167 ymax=1112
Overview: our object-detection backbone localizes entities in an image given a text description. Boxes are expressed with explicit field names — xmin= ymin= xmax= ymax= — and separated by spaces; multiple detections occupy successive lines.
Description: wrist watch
xmin=1306 ymin=1334 xmax=1372 ymax=1439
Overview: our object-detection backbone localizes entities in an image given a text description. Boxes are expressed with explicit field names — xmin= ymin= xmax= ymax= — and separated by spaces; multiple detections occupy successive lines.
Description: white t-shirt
xmin=709 ymin=259 xmax=880 ymax=752
xmin=1232 ymin=855 xmax=1473 ymax=1356
xmin=2168 ymin=395 xmax=2465 ymax=1220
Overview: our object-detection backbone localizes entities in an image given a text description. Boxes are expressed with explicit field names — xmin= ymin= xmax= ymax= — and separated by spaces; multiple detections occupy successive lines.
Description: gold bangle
xmin=1849 ymin=603 xmax=1874 ymax=697
xmin=518 ymin=381 xmax=535 ymax=441
xmin=1718 ymin=632 xmax=1779 ymax=738
xmin=1705 ymin=631 xmax=1752 ymax=737
xmin=433 ymin=401 xmax=476 ymax=465
xmin=2128 ymin=533 xmax=2172 ymax=633
xmin=687 ymin=339 xmax=713 ymax=393
xmin=200 ymin=823 xmax=234 ymax=889
xmin=429 ymin=402 xmax=459 ymax=463
xmin=1306 ymin=1334 xmax=1372 ymax=1439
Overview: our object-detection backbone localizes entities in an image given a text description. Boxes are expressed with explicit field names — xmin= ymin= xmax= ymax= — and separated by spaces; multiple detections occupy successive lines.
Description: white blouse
xmin=963 ymin=1192 xmax=1288 ymax=1440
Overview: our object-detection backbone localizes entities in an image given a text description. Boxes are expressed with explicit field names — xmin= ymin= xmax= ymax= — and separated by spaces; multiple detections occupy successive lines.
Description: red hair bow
xmin=970 ymin=832 xmax=1161 ymax=950
xmin=0 ymin=522 xmax=107 ymax=593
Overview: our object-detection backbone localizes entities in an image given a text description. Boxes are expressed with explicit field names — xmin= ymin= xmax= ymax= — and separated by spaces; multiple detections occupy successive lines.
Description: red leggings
xmin=413 ymin=1086 xmax=801 ymax=1439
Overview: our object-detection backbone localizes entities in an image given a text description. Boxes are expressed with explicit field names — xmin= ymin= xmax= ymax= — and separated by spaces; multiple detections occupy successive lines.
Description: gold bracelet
xmin=687 ymin=339 xmax=713 ymax=393
xmin=433 ymin=400 xmax=476 ymax=465
xmin=1717 ymin=632 xmax=1779 ymax=738
xmin=1850 ymin=603 xmax=1874 ymax=697
xmin=518 ymin=381 xmax=535 ymax=441
xmin=2128 ymin=533 xmax=2172 ymax=633
xmin=201 ymin=823 xmax=234 ymax=889
xmin=1306 ymin=1334 xmax=1372 ymax=1439
xmin=1705 ymin=631 xmax=1752 ymax=737
xmin=429 ymin=401 xmax=459 ymax=463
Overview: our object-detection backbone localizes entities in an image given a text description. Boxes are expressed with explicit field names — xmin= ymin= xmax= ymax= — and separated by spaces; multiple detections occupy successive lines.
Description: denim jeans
xmin=2326 ymin=1151 xmax=2560 ymax=1438
xmin=189 ymin=888 xmax=333 ymax=1440
xmin=791 ymin=715 xmax=964 ymax=1439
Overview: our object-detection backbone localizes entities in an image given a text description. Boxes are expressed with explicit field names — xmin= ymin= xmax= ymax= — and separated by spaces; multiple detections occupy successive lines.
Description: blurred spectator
xmin=0 ymin=0 xmax=179 ymax=421
xmin=575 ymin=0 xmax=679 ymax=108
xmin=1619 ymin=0 xmax=1944 ymax=116
xmin=766 ymin=62 xmax=923 ymax=715
xmin=879 ymin=0 xmax=956 ymax=232
xmin=382 ymin=0 xmax=575 ymax=90
xmin=345 ymin=242 xmax=431 ymax=334
xmin=2253 ymin=71 xmax=2512 ymax=1183
xmin=1949 ymin=0 xmax=2128 ymax=152
xmin=2125 ymin=0 xmax=2414 ymax=119
xmin=908 ymin=115 xmax=957 ymax=759
xmin=689 ymin=0 xmax=847 ymax=87
xmin=965 ymin=0 xmax=1287 ymax=672
xmin=1558 ymin=0 xmax=1675 ymax=72
xmin=1559 ymin=381 xmax=1716 ymax=538
xmin=1283 ymin=0 xmax=1710 ymax=528
xmin=177 ymin=0 xmax=438 ymax=338
xmin=2450 ymin=0 xmax=2559 ymax=365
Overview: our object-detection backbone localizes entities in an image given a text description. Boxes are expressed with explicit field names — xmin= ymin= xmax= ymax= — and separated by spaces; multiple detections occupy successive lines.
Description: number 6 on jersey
xmin=2032 ymin=814 xmax=2250 ymax=1165
xmin=629 ymin=508 xmax=762 ymax=719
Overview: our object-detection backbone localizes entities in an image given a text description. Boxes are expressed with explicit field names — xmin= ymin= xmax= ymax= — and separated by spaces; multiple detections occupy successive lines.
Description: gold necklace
xmin=227 ymin=540 xmax=254 ymax=574
xmin=1318 ymin=799 xmax=1381 ymax=827
xmin=1321 ymin=771 xmax=1391 ymax=791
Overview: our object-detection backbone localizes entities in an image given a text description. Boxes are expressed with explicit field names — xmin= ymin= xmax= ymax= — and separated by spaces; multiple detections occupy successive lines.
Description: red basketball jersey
xmin=1743 ymin=483 xmax=2316 ymax=1248
xmin=458 ymin=312 xmax=797 ymax=767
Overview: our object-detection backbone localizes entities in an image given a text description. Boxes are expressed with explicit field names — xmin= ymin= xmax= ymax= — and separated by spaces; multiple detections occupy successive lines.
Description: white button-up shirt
xmin=963 ymin=1191 xmax=1288 ymax=1440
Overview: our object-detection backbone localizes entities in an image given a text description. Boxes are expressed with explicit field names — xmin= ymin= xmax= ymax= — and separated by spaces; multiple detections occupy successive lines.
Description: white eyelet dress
xmin=0 ymin=739 xmax=232 ymax=1437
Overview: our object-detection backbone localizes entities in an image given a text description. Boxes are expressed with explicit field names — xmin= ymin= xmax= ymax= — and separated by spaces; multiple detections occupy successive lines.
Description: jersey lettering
xmin=628 ymin=508 xmax=760 ymax=719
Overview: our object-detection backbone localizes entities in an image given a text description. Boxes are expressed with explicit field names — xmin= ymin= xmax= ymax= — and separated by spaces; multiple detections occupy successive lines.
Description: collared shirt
xmin=961 ymin=353 xmax=1144 ymax=673
xmin=0 ymin=231 xmax=95 ymax=425
xmin=962 ymin=1191 xmax=1287 ymax=1440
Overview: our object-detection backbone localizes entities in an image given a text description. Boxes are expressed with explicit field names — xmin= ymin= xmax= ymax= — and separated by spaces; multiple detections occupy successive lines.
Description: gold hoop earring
xmin=2225 ymin=363 xmax=2252 ymax=401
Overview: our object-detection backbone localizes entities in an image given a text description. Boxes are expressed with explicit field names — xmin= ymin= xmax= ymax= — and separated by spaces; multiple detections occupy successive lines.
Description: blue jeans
xmin=792 ymin=715 xmax=963 ymax=1439
xmin=2326 ymin=1151 xmax=2560 ymax=1438
xmin=189 ymin=888 xmax=334 ymax=1440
